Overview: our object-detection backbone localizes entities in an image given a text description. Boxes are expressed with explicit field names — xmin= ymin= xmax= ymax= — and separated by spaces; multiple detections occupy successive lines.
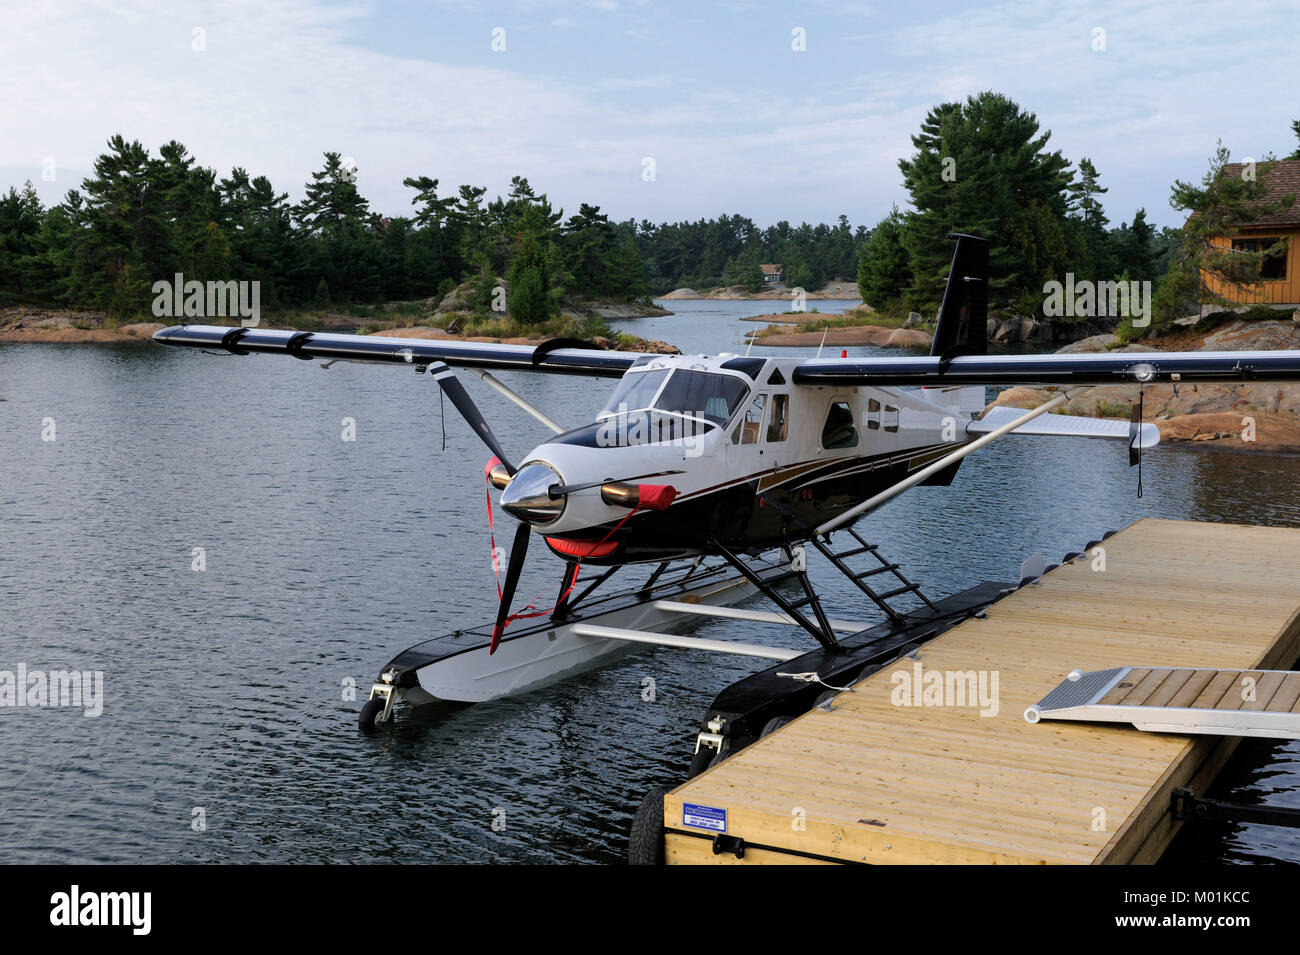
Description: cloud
xmin=1 ymin=0 xmax=1297 ymax=229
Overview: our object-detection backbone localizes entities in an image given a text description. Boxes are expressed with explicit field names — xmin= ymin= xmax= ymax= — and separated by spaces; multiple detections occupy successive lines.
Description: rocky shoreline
xmin=740 ymin=305 xmax=932 ymax=349
xmin=659 ymin=280 xmax=859 ymax=301
xmin=0 ymin=308 xmax=677 ymax=354
xmin=366 ymin=324 xmax=678 ymax=353
xmin=0 ymin=310 xmax=164 ymax=344
xmin=747 ymin=324 xmax=932 ymax=348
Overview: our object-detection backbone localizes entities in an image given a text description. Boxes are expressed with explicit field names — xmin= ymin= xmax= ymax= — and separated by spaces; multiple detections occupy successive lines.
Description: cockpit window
xmin=600 ymin=368 xmax=669 ymax=417
xmin=652 ymin=370 xmax=749 ymax=426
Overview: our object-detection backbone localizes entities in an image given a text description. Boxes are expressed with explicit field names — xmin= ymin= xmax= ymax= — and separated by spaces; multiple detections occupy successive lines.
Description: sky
xmin=1 ymin=0 xmax=1297 ymax=231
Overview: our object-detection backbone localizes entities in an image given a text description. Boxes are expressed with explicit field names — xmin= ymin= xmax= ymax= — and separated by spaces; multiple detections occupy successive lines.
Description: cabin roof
xmin=759 ymin=263 xmax=783 ymax=275
xmin=1220 ymin=158 xmax=1300 ymax=229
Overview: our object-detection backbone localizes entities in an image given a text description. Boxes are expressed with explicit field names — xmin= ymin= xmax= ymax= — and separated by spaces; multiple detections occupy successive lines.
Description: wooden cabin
xmin=759 ymin=264 xmax=784 ymax=284
xmin=1202 ymin=158 xmax=1300 ymax=305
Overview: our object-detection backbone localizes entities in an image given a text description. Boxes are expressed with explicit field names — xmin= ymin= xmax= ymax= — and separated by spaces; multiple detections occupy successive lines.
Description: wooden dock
xmin=662 ymin=518 xmax=1300 ymax=865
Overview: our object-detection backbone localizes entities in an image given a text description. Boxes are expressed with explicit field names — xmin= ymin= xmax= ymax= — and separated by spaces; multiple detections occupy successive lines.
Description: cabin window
xmin=822 ymin=401 xmax=857 ymax=449
xmin=1231 ymin=237 xmax=1288 ymax=280
xmin=767 ymin=394 xmax=789 ymax=442
xmin=866 ymin=397 xmax=881 ymax=430
xmin=732 ymin=394 xmax=767 ymax=445
xmin=884 ymin=404 xmax=899 ymax=433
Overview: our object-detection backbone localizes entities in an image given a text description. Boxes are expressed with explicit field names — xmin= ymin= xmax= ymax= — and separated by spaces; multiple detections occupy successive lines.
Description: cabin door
xmin=728 ymin=391 xmax=790 ymax=480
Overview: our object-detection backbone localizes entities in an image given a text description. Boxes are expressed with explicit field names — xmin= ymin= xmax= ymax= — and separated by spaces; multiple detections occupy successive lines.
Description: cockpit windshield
xmin=653 ymin=369 xmax=749 ymax=425
xmin=599 ymin=368 xmax=749 ymax=426
xmin=600 ymin=368 xmax=668 ymax=418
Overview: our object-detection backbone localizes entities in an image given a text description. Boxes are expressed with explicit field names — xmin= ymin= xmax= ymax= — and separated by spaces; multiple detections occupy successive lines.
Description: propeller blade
xmin=430 ymin=361 xmax=517 ymax=474
xmin=490 ymin=521 xmax=532 ymax=654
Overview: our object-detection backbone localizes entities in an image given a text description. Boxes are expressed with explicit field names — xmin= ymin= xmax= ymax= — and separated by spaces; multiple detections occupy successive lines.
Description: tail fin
xmin=930 ymin=233 xmax=988 ymax=360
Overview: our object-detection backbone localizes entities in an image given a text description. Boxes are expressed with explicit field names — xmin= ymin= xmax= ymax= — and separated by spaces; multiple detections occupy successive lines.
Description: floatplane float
xmin=154 ymin=234 xmax=1300 ymax=741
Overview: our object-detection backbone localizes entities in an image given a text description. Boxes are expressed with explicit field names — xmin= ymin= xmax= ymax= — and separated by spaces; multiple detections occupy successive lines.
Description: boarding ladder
xmin=713 ymin=527 xmax=937 ymax=651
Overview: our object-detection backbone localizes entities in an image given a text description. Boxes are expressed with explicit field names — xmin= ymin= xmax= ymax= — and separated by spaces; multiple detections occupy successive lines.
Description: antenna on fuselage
xmin=815 ymin=326 xmax=829 ymax=359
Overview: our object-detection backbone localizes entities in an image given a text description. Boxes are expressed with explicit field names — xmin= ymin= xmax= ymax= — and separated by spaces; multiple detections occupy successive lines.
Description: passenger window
xmin=732 ymin=394 xmax=767 ymax=445
xmin=822 ymin=401 xmax=857 ymax=449
xmin=766 ymin=395 xmax=789 ymax=443
xmin=884 ymin=404 xmax=899 ymax=433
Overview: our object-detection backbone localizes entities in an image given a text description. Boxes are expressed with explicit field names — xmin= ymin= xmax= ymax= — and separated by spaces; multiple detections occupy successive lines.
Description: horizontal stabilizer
xmin=968 ymin=405 xmax=1160 ymax=448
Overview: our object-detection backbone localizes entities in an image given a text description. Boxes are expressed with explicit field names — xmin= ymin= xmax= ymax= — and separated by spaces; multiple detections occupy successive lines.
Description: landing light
xmin=1131 ymin=362 xmax=1156 ymax=383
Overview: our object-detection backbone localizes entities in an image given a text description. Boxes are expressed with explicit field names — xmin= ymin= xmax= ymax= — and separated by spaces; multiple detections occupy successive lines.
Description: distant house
xmin=1202 ymin=159 xmax=1300 ymax=305
xmin=760 ymin=264 xmax=784 ymax=284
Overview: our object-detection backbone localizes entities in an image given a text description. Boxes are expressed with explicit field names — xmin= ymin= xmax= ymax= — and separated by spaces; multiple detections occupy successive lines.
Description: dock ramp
xmin=1026 ymin=667 xmax=1300 ymax=739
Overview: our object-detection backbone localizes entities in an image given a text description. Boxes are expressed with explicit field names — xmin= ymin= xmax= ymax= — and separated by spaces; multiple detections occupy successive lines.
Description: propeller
xmin=426 ymin=363 xmax=670 ymax=654
xmin=491 ymin=521 xmax=532 ymax=653
xmin=429 ymin=361 xmax=517 ymax=474
xmin=426 ymin=361 xmax=534 ymax=652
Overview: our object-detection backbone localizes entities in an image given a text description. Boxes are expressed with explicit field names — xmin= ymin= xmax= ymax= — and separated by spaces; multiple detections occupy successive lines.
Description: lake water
xmin=1 ymin=298 xmax=1297 ymax=864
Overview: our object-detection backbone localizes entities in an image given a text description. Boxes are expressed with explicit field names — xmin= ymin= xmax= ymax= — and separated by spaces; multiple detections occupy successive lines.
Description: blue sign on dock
xmin=682 ymin=802 xmax=727 ymax=833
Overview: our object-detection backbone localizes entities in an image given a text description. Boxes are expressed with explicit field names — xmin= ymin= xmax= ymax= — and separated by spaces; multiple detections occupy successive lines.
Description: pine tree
xmin=857 ymin=206 xmax=911 ymax=308
xmin=564 ymin=203 xmax=617 ymax=297
xmin=611 ymin=235 xmax=648 ymax=297
xmin=507 ymin=231 xmax=553 ymax=325
xmin=296 ymin=152 xmax=369 ymax=236
xmin=898 ymin=92 xmax=1076 ymax=312
xmin=402 ymin=175 xmax=458 ymax=282
xmin=1068 ymin=157 xmax=1114 ymax=279
xmin=0 ymin=181 xmax=43 ymax=295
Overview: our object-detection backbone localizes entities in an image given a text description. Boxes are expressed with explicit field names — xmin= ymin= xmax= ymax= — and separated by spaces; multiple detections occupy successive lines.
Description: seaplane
xmin=153 ymin=234 xmax=1300 ymax=747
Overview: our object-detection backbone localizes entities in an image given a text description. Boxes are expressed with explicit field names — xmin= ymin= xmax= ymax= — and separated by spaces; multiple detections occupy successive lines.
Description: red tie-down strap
xmin=485 ymin=481 xmax=680 ymax=652
xmin=488 ymin=503 xmax=645 ymax=651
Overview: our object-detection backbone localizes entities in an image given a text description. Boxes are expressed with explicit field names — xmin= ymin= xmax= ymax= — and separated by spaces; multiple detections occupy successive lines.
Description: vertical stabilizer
xmin=930 ymin=233 xmax=989 ymax=360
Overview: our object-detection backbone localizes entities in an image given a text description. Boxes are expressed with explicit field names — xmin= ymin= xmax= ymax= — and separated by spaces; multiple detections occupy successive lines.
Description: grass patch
xmin=776 ymin=306 xmax=909 ymax=333
xmin=427 ymin=310 xmax=614 ymax=340
xmin=1092 ymin=400 xmax=1131 ymax=419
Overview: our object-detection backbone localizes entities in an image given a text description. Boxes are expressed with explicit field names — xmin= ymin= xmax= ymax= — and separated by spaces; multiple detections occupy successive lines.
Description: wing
xmin=152 ymin=324 xmax=646 ymax=378
xmin=793 ymin=349 xmax=1300 ymax=388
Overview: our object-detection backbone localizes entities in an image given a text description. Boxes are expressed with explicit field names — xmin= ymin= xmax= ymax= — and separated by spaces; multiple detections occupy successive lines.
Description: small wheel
xmin=628 ymin=784 xmax=674 ymax=865
xmin=359 ymin=696 xmax=385 ymax=732
xmin=760 ymin=715 xmax=792 ymax=738
xmin=813 ymin=690 xmax=838 ymax=710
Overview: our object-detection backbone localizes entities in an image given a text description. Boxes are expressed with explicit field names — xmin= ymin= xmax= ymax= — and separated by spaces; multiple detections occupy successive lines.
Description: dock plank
xmin=663 ymin=519 xmax=1300 ymax=865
